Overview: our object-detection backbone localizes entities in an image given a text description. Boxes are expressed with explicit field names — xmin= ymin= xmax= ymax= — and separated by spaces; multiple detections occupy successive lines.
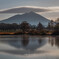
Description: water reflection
xmin=22 ymin=35 xmax=29 ymax=47
xmin=55 ymin=36 xmax=59 ymax=48
xmin=0 ymin=35 xmax=59 ymax=49
xmin=0 ymin=35 xmax=47 ymax=50
xmin=0 ymin=35 xmax=59 ymax=55
xmin=49 ymin=36 xmax=59 ymax=48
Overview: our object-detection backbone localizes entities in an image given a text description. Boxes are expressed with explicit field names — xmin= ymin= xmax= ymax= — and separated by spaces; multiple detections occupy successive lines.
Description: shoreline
xmin=0 ymin=32 xmax=59 ymax=35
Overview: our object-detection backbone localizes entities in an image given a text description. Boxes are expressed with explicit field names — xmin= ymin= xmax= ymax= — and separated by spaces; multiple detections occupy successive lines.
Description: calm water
xmin=0 ymin=35 xmax=59 ymax=59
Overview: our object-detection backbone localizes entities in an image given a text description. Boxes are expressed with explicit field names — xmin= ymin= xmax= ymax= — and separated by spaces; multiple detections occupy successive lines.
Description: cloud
xmin=0 ymin=6 xmax=50 ymax=13
xmin=46 ymin=7 xmax=59 ymax=12
xmin=0 ymin=6 xmax=59 ymax=13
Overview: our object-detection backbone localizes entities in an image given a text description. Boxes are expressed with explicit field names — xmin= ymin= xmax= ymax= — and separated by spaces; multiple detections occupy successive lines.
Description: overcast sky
xmin=0 ymin=0 xmax=59 ymax=21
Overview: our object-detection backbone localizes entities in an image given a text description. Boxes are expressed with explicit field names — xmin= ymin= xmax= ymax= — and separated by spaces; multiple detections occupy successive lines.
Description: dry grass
xmin=0 ymin=32 xmax=14 ymax=35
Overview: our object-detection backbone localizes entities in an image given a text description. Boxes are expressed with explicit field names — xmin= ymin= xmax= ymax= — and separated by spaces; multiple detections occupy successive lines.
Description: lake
xmin=0 ymin=35 xmax=59 ymax=59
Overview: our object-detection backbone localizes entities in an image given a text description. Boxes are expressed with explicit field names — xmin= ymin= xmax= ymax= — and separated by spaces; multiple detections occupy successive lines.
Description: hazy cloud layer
xmin=0 ymin=6 xmax=51 ymax=13
xmin=0 ymin=6 xmax=59 ymax=13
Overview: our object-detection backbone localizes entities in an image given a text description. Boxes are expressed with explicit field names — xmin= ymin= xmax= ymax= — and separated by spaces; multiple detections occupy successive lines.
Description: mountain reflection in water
xmin=0 ymin=35 xmax=47 ymax=50
xmin=0 ymin=35 xmax=59 ymax=56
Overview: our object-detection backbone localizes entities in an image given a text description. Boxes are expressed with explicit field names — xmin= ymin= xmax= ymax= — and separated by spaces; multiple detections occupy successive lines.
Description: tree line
xmin=0 ymin=20 xmax=59 ymax=35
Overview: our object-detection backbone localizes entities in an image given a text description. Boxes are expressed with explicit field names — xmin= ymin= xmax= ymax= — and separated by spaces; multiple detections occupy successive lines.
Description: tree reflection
xmin=51 ymin=38 xmax=54 ymax=47
xmin=0 ymin=35 xmax=47 ymax=50
xmin=49 ymin=36 xmax=59 ymax=48
xmin=55 ymin=36 xmax=59 ymax=48
xmin=7 ymin=35 xmax=29 ymax=48
xmin=21 ymin=35 xmax=29 ymax=47
xmin=48 ymin=36 xmax=55 ymax=47
xmin=38 ymin=39 xmax=42 ymax=44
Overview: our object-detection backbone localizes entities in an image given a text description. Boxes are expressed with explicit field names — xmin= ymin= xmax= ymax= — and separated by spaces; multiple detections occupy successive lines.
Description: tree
xmin=20 ymin=21 xmax=30 ymax=33
xmin=37 ymin=22 xmax=44 ymax=31
xmin=47 ymin=20 xmax=54 ymax=30
xmin=36 ymin=22 xmax=46 ymax=34
xmin=52 ymin=23 xmax=59 ymax=35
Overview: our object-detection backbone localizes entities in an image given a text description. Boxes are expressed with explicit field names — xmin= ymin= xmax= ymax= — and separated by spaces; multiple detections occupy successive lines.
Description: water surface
xmin=0 ymin=35 xmax=59 ymax=59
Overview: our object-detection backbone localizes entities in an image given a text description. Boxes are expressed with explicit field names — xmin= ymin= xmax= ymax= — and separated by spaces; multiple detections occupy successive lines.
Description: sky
xmin=0 ymin=0 xmax=59 ymax=21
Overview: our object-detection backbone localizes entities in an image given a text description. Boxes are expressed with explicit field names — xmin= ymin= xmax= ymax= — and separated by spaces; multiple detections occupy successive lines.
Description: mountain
xmin=0 ymin=12 xmax=50 ymax=26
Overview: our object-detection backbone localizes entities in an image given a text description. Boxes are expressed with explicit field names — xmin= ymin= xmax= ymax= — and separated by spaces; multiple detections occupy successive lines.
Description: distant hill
xmin=0 ymin=12 xmax=50 ymax=27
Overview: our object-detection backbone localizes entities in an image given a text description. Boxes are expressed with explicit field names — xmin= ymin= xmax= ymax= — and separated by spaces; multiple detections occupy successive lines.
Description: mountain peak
xmin=29 ymin=11 xmax=35 ymax=13
xmin=23 ymin=11 xmax=38 ymax=16
xmin=27 ymin=11 xmax=36 ymax=14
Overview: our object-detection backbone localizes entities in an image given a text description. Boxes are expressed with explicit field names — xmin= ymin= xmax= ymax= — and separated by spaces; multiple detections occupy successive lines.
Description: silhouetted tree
xmin=52 ymin=23 xmax=59 ymax=35
xmin=20 ymin=21 xmax=30 ymax=33
xmin=0 ymin=23 xmax=19 ymax=31
xmin=47 ymin=20 xmax=54 ymax=30
xmin=37 ymin=22 xmax=44 ymax=30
